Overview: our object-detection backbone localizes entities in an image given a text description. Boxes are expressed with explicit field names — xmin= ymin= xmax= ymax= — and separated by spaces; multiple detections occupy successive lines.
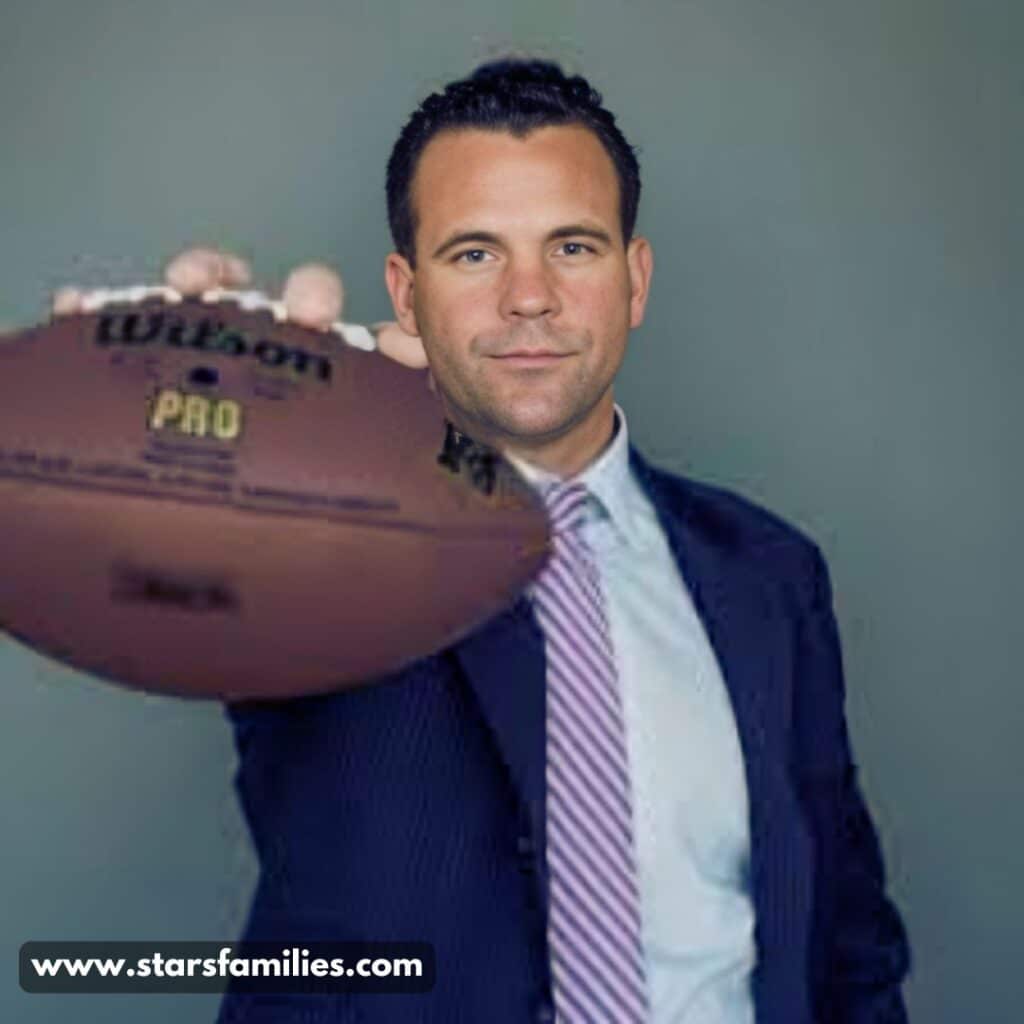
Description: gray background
xmin=1 ymin=0 xmax=1019 ymax=1021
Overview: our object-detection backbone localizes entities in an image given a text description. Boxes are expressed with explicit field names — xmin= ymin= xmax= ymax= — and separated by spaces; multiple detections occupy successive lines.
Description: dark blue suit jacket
xmin=217 ymin=445 xmax=912 ymax=1024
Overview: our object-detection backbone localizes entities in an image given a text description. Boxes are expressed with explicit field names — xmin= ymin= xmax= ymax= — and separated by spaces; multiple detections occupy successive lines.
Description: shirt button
xmin=517 ymin=835 xmax=535 ymax=855
xmin=535 ymin=1004 xmax=556 ymax=1023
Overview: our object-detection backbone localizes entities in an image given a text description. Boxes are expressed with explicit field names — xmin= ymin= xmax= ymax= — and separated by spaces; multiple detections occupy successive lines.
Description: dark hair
xmin=385 ymin=57 xmax=642 ymax=268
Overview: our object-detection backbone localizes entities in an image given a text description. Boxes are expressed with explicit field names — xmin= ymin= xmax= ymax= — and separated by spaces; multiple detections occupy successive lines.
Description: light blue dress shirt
xmin=503 ymin=403 xmax=757 ymax=1024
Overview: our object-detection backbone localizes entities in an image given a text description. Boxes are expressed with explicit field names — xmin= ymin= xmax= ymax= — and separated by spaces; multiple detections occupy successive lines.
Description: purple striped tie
xmin=532 ymin=479 xmax=650 ymax=1023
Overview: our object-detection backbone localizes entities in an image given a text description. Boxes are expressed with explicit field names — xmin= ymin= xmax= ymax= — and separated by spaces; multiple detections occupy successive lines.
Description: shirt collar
xmin=502 ymin=402 xmax=639 ymax=548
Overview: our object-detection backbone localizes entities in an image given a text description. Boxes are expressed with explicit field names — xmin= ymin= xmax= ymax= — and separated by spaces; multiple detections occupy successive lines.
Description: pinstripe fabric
xmin=533 ymin=479 xmax=650 ymax=1023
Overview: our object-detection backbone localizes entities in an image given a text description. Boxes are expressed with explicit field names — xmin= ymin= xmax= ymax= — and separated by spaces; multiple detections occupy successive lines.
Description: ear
xmin=625 ymin=236 xmax=653 ymax=329
xmin=384 ymin=252 xmax=420 ymax=337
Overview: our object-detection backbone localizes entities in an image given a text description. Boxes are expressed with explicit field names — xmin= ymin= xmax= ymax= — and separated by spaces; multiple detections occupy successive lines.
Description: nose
xmin=497 ymin=256 xmax=562 ymax=321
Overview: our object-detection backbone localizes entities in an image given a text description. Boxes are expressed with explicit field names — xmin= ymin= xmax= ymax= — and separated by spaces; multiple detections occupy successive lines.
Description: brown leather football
xmin=0 ymin=296 xmax=550 ymax=699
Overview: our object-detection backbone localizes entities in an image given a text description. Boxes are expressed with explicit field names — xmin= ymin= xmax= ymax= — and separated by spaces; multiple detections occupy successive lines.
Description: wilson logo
xmin=96 ymin=311 xmax=333 ymax=382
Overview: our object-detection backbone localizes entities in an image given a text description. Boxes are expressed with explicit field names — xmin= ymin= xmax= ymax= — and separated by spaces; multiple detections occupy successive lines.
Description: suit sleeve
xmin=793 ymin=544 xmax=913 ymax=1023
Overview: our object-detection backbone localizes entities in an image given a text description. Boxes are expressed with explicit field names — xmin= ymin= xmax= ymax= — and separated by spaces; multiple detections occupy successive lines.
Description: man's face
xmin=385 ymin=124 xmax=652 ymax=469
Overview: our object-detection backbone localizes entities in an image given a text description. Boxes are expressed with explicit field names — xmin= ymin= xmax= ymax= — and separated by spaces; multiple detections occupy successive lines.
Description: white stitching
xmin=77 ymin=284 xmax=377 ymax=350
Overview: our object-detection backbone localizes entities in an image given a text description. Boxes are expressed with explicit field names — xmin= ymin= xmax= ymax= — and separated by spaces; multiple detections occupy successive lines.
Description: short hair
xmin=385 ymin=57 xmax=642 ymax=268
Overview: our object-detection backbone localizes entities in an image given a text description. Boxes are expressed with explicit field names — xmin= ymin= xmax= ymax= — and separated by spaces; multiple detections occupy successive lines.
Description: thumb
xmin=374 ymin=322 xmax=429 ymax=369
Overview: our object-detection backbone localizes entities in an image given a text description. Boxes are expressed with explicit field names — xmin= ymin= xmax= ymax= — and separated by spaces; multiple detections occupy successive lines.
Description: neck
xmin=443 ymin=392 xmax=617 ymax=480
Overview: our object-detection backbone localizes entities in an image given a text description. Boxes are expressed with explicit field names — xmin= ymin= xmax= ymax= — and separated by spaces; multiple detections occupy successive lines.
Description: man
xmin=58 ymin=57 xmax=912 ymax=1023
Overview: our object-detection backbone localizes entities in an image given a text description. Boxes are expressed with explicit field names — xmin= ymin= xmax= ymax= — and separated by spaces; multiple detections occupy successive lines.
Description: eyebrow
xmin=431 ymin=223 xmax=615 ymax=260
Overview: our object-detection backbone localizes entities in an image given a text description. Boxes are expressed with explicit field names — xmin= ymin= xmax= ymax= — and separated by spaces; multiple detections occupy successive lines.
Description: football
xmin=0 ymin=295 xmax=550 ymax=699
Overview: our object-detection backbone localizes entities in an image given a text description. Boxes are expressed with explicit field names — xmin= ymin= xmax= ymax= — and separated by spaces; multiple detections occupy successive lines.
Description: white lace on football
xmin=80 ymin=285 xmax=183 ymax=312
xmin=199 ymin=287 xmax=288 ymax=321
xmin=76 ymin=284 xmax=378 ymax=351
xmin=332 ymin=323 xmax=377 ymax=352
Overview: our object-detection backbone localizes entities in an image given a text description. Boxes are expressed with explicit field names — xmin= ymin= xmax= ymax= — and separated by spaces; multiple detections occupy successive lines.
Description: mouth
xmin=490 ymin=352 xmax=574 ymax=367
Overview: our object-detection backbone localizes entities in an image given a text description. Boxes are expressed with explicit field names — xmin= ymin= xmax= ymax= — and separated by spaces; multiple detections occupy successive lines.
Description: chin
xmin=495 ymin=406 xmax=581 ymax=442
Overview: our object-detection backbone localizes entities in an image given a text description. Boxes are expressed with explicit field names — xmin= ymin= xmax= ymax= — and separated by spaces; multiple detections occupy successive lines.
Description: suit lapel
xmin=627 ymin=445 xmax=787 ymax=852
xmin=630 ymin=444 xmax=815 ymax=1015
xmin=452 ymin=591 xmax=548 ymax=830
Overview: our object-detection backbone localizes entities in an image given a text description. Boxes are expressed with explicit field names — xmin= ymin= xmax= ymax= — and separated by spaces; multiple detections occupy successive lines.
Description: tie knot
xmin=541 ymin=480 xmax=591 ymax=535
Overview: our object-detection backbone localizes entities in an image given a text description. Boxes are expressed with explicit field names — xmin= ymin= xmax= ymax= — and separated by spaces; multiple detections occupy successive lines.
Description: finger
xmin=51 ymin=286 xmax=86 ymax=317
xmin=164 ymin=247 xmax=252 ymax=295
xmin=218 ymin=252 xmax=252 ymax=288
xmin=374 ymin=322 xmax=429 ymax=369
xmin=281 ymin=263 xmax=345 ymax=330
xmin=164 ymin=248 xmax=222 ymax=294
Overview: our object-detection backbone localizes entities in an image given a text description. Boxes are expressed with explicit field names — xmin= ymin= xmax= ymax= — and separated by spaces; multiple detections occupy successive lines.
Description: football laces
xmin=75 ymin=285 xmax=377 ymax=351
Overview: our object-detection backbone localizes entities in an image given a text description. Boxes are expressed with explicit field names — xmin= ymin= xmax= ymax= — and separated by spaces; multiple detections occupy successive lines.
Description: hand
xmin=50 ymin=246 xmax=431 ymax=373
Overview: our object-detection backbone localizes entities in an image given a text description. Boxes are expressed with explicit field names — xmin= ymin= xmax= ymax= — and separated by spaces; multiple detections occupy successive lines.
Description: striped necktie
xmin=531 ymin=479 xmax=650 ymax=1023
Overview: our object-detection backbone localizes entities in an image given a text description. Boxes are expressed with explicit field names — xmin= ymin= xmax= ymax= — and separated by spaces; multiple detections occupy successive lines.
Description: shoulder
xmin=628 ymin=446 xmax=831 ymax=605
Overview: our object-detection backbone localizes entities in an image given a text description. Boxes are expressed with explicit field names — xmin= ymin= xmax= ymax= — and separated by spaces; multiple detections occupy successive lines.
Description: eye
xmin=559 ymin=242 xmax=594 ymax=256
xmin=455 ymin=249 xmax=491 ymax=264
